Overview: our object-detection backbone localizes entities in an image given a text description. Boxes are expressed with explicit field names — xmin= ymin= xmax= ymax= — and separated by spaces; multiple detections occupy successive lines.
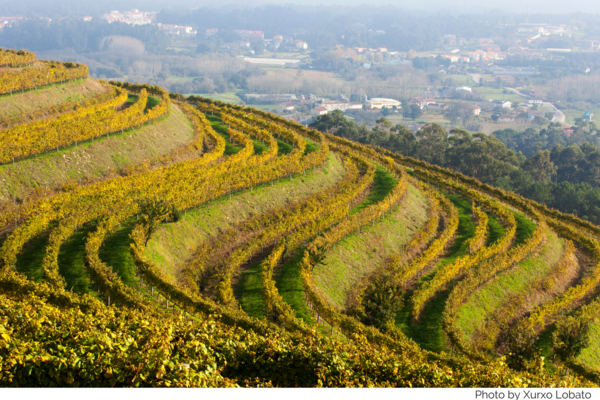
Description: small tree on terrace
xmin=138 ymin=198 xmax=180 ymax=246
xmin=552 ymin=315 xmax=591 ymax=362
xmin=504 ymin=324 xmax=539 ymax=371
xmin=361 ymin=274 xmax=404 ymax=332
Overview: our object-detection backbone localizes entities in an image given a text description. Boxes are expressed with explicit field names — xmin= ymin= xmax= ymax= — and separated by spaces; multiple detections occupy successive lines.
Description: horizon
xmin=2 ymin=0 xmax=600 ymax=16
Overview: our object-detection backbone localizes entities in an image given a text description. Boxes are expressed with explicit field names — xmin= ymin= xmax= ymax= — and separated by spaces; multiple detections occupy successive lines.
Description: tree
xmin=504 ymin=325 xmax=539 ymax=371
xmin=552 ymin=316 xmax=591 ymax=362
xmin=413 ymin=123 xmax=448 ymax=165
xmin=409 ymin=104 xmax=423 ymax=119
xmin=138 ymin=198 xmax=179 ymax=246
xmin=443 ymin=101 xmax=472 ymax=126
xmin=376 ymin=117 xmax=392 ymax=129
xmin=401 ymin=100 xmax=409 ymax=120
xmin=360 ymin=274 xmax=404 ymax=331
xmin=217 ymin=30 xmax=242 ymax=43
xmin=196 ymin=42 xmax=214 ymax=54
xmin=252 ymin=41 xmax=265 ymax=55
xmin=523 ymin=150 xmax=557 ymax=183
xmin=381 ymin=107 xmax=391 ymax=116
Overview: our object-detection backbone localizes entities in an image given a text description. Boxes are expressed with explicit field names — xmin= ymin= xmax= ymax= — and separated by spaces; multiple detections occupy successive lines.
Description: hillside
xmin=1 ymin=48 xmax=600 ymax=387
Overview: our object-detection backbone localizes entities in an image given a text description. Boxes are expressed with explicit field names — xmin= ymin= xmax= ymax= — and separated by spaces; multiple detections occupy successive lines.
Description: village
xmin=1 ymin=9 xmax=596 ymax=135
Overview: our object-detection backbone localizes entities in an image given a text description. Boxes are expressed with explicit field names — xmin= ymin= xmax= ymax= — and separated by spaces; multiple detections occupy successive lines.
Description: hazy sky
xmin=205 ymin=0 xmax=600 ymax=14
xmin=4 ymin=0 xmax=600 ymax=15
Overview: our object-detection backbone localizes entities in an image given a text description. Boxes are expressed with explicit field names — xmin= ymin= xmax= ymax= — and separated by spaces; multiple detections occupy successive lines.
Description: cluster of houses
xmin=489 ymin=98 xmax=552 ymax=123
xmin=0 ymin=16 xmax=54 ymax=29
xmin=0 ymin=10 xmax=166 ymax=30
xmin=258 ymin=94 xmax=402 ymax=118
xmin=438 ymin=23 xmax=593 ymax=71
xmin=100 ymin=10 xmax=196 ymax=36
xmin=101 ymin=10 xmax=156 ymax=26
xmin=0 ymin=16 xmax=24 ymax=29
xmin=206 ymin=29 xmax=308 ymax=52
xmin=408 ymin=97 xmax=436 ymax=109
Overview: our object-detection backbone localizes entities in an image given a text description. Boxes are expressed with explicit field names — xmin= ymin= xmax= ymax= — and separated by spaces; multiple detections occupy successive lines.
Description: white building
xmin=102 ymin=10 xmax=152 ymax=25
xmin=159 ymin=24 xmax=196 ymax=36
xmin=311 ymin=107 xmax=328 ymax=116
xmin=295 ymin=40 xmax=308 ymax=50
xmin=455 ymin=86 xmax=472 ymax=93
xmin=319 ymin=100 xmax=363 ymax=112
xmin=492 ymin=100 xmax=512 ymax=109
xmin=365 ymin=98 xmax=401 ymax=109
xmin=278 ymin=102 xmax=295 ymax=112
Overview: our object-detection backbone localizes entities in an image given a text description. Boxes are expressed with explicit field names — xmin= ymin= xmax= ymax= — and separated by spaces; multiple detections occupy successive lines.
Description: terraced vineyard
xmin=2 ymin=49 xmax=600 ymax=387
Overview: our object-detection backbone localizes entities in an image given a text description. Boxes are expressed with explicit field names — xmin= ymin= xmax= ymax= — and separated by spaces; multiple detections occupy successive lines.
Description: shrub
xmin=504 ymin=324 xmax=539 ymax=370
xmin=361 ymin=274 xmax=404 ymax=332
xmin=552 ymin=316 xmax=591 ymax=361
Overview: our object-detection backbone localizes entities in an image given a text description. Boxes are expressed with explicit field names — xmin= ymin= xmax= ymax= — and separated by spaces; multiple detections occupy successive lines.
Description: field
xmin=561 ymin=108 xmax=595 ymax=125
xmin=475 ymin=86 xmax=524 ymax=102
xmin=186 ymin=91 xmax=244 ymax=105
xmin=2 ymin=48 xmax=600 ymax=388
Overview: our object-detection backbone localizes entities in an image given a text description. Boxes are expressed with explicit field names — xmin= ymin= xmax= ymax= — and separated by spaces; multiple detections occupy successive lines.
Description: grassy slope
xmin=0 ymin=103 xmax=194 ymax=200
xmin=206 ymin=114 xmax=274 ymax=157
xmin=271 ymin=167 xmax=404 ymax=321
xmin=312 ymin=183 xmax=429 ymax=310
xmin=207 ymin=120 xmax=314 ymax=319
xmin=57 ymin=227 xmax=94 ymax=293
xmin=486 ymin=214 xmax=506 ymax=246
xmin=0 ymin=78 xmax=108 ymax=121
xmin=456 ymin=228 xmax=563 ymax=342
xmin=145 ymin=152 xmax=346 ymax=283
xmin=351 ymin=166 xmax=398 ymax=215
xmin=575 ymin=322 xmax=600 ymax=370
xmin=394 ymin=194 xmax=476 ymax=353
xmin=98 ymin=219 xmax=139 ymax=288
xmin=15 ymin=230 xmax=50 ymax=283
xmin=235 ymin=260 xmax=267 ymax=319
xmin=14 ymin=218 xmax=142 ymax=296
xmin=275 ymin=250 xmax=314 ymax=323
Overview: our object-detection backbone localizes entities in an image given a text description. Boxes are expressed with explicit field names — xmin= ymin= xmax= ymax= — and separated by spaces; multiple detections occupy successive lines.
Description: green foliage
xmin=138 ymin=199 xmax=179 ymax=246
xmin=362 ymin=274 xmax=404 ymax=331
xmin=275 ymin=250 xmax=315 ymax=324
xmin=253 ymin=141 xmax=269 ymax=155
xmin=552 ymin=316 xmax=592 ymax=361
xmin=504 ymin=325 xmax=540 ymax=371
xmin=351 ymin=166 xmax=397 ymax=214
xmin=235 ymin=261 xmax=267 ymax=320
xmin=277 ymin=139 xmax=294 ymax=156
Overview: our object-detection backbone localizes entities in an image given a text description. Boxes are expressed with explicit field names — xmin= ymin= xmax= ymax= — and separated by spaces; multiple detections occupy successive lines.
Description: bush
xmin=504 ymin=324 xmax=539 ymax=370
xmin=552 ymin=315 xmax=591 ymax=361
xmin=138 ymin=198 xmax=179 ymax=245
xmin=361 ymin=274 xmax=404 ymax=331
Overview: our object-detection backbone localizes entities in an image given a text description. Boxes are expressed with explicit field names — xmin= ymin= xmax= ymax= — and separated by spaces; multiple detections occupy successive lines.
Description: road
xmin=502 ymin=86 xmax=570 ymax=126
